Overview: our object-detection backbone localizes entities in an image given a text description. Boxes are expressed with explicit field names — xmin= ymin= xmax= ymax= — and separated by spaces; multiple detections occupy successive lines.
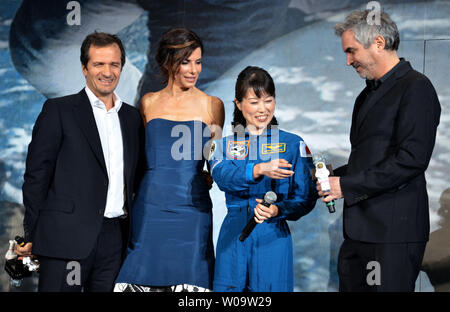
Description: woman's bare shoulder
xmin=140 ymin=91 xmax=160 ymax=106
xmin=205 ymin=94 xmax=224 ymax=128
xmin=210 ymin=95 xmax=224 ymax=106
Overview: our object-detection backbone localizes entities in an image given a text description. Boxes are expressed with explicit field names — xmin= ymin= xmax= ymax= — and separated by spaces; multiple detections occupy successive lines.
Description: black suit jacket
xmin=337 ymin=61 xmax=441 ymax=243
xmin=22 ymin=89 xmax=144 ymax=260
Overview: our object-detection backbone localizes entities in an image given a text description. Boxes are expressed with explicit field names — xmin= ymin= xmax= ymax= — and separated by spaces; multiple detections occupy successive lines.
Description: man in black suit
xmin=16 ymin=32 xmax=144 ymax=292
xmin=318 ymin=10 xmax=441 ymax=291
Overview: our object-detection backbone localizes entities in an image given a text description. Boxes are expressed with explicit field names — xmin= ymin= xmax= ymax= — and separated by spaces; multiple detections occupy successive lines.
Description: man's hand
xmin=316 ymin=176 xmax=343 ymax=203
xmin=15 ymin=242 xmax=33 ymax=260
xmin=253 ymin=198 xmax=279 ymax=224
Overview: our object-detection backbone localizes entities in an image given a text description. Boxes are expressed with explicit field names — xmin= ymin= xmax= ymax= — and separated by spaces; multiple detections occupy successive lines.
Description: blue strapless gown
xmin=115 ymin=118 xmax=214 ymax=289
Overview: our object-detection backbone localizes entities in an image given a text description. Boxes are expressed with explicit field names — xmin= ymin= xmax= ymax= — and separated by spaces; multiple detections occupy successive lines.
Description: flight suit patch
xmin=261 ymin=143 xmax=286 ymax=154
xmin=226 ymin=140 xmax=249 ymax=160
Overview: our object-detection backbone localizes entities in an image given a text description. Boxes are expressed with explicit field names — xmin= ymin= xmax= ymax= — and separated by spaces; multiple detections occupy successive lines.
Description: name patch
xmin=261 ymin=143 xmax=286 ymax=154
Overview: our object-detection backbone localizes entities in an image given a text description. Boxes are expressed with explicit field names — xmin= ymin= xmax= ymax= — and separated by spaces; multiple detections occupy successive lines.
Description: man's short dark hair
xmin=80 ymin=32 xmax=126 ymax=68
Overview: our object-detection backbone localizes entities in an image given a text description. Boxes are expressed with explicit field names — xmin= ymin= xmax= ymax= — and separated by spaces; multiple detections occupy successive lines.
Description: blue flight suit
xmin=209 ymin=127 xmax=318 ymax=292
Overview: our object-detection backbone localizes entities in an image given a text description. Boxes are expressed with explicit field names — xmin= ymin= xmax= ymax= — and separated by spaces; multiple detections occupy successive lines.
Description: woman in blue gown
xmin=114 ymin=28 xmax=224 ymax=292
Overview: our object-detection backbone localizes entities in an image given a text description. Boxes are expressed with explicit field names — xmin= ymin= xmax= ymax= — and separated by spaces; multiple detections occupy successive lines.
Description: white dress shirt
xmin=85 ymin=87 xmax=125 ymax=218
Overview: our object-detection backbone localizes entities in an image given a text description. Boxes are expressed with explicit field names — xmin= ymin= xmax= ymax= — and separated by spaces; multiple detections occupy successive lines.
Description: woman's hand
xmin=253 ymin=159 xmax=294 ymax=180
xmin=201 ymin=170 xmax=214 ymax=189
xmin=253 ymin=199 xmax=279 ymax=224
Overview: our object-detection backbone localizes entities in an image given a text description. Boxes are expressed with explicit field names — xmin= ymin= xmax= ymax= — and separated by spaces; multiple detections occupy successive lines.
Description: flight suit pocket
xmin=276 ymin=179 xmax=290 ymax=196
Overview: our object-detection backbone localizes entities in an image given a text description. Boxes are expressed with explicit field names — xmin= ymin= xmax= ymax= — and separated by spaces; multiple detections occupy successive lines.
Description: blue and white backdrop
xmin=0 ymin=0 xmax=449 ymax=292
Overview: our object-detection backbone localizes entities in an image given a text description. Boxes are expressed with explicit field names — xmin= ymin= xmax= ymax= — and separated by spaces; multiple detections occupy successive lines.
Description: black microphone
xmin=239 ymin=191 xmax=277 ymax=242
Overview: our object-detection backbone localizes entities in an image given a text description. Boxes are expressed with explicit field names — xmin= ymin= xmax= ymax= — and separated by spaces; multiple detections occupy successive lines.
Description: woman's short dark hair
xmin=155 ymin=28 xmax=203 ymax=83
xmin=80 ymin=32 xmax=126 ymax=69
xmin=232 ymin=66 xmax=278 ymax=130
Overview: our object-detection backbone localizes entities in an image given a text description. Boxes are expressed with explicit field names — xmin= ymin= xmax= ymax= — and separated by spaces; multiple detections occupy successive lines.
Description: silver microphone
xmin=239 ymin=191 xmax=277 ymax=241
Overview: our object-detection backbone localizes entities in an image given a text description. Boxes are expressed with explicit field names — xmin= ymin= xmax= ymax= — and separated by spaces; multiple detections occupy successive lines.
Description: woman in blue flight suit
xmin=209 ymin=66 xmax=318 ymax=292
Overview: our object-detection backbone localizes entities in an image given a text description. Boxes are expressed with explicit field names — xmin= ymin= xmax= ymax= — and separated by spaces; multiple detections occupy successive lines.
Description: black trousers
xmin=338 ymin=239 xmax=426 ymax=292
xmin=37 ymin=217 xmax=123 ymax=292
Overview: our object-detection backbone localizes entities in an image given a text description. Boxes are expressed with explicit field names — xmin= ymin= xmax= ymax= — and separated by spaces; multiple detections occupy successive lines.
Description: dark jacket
xmin=337 ymin=60 xmax=441 ymax=243
xmin=22 ymin=89 xmax=144 ymax=259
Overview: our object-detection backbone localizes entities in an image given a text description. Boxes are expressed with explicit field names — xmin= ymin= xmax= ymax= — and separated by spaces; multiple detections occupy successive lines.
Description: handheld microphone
xmin=312 ymin=153 xmax=336 ymax=213
xmin=239 ymin=191 xmax=277 ymax=242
